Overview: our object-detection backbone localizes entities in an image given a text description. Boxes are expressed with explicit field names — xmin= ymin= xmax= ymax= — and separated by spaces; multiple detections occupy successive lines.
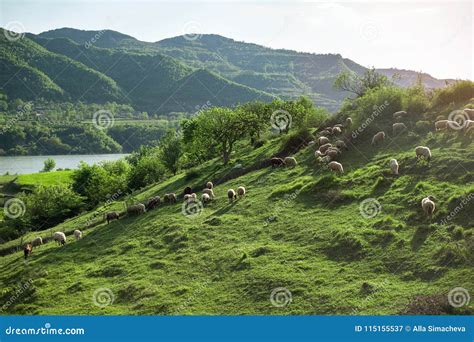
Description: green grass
xmin=0 ymin=133 xmax=472 ymax=315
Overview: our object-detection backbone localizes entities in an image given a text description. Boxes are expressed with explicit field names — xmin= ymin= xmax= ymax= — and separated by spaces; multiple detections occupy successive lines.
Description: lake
xmin=0 ymin=154 xmax=129 ymax=175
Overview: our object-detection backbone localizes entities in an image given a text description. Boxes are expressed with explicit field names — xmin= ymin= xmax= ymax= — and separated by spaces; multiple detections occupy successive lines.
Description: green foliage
xmin=159 ymin=130 xmax=183 ymax=174
xmin=42 ymin=158 xmax=56 ymax=172
xmin=334 ymin=68 xmax=390 ymax=97
xmin=127 ymin=156 xmax=166 ymax=189
xmin=433 ymin=80 xmax=474 ymax=106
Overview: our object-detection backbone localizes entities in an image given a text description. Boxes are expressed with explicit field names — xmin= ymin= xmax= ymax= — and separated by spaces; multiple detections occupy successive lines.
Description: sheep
xmin=227 ymin=189 xmax=237 ymax=202
xmin=206 ymin=181 xmax=213 ymax=189
xmin=434 ymin=120 xmax=449 ymax=131
xmin=464 ymin=108 xmax=474 ymax=119
xmin=146 ymin=196 xmax=161 ymax=210
xmin=333 ymin=124 xmax=343 ymax=129
xmin=421 ymin=196 xmax=436 ymax=217
xmin=318 ymin=136 xmax=329 ymax=146
xmin=314 ymin=150 xmax=325 ymax=158
xmin=415 ymin=146 xmax=431 ymax=162
xmin=345 ymin=117 xmax=353 ymax=127
xmin=371 ymin=131 xmax=386 ymax=146
xmin=270 ymin=157 xmax=285 ymax=167
xmin=202 ymin=188 xmax=215 ymax=199
xmin=53 ymin=232 xmax=67 ymax=246
xmin=184 ymin=186 xmax=192 ymax=196
xmin=237 ymin=186 xmax=246 ymax=198
xmin=163 ymin=193 xmax=177 ymax=203
xmin=325 ymin=148 xmax=340 ymax=161
xmin=393 ymin=110 xmax=408 ymax=120
xmin=105 ymin=212 xmax=119 ymax=224
xmin=284 ymin=157 xmax=297 ymax=167
xmin=446 ymin=121 xmax=462 ymax=131
xmin=191 ymin=193 xmax=197 ymax=199
xmin=201 ymin=193 xmax=211 ymax=203
xmin=24 ymin=243 xmax=32 ymax=260
xmin=183 ymin=194 xmax=192 ymax=201
xmin=335 ymin=140 xmax=348 ymax=150
xmin=320 ymin=129 xmax=332 ymax=136
xmin=389 ymin=159 xmax=399 ymax=175
xmin=328 ymin=161 xmax=344 ymax=173
xmin=31 ymin=237 xmax=43 ymax=247
xmin=307 ymin=140 xmax=316 ymax=146
xmin=392 ymin=122 xmax=407 ymax=135
xmin=332 ymin=126 xmax=342 ymax=135
xmin=127 ymin=203 xmax=146 ymax=215
xmin=74 ymin=229 xmax=82 ymax=240
xmin=319 ymin=143 xmax=332 ymax=154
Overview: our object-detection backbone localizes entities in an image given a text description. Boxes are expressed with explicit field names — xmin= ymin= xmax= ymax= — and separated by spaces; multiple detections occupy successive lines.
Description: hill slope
xmin=1 ymin=123 xmax=472 ymax=315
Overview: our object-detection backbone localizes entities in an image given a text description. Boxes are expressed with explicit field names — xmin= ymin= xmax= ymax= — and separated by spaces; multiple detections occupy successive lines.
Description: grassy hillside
xmin=0 ymin=125 xmax=472 ymax=315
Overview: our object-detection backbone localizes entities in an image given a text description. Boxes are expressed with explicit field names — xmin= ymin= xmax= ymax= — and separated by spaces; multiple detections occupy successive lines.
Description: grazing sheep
xmin=320 ymin=129 xmax=332 ymax=136
xmin=227 ymin=189 xmax=237 ymax=202
xmin=74 ymin=229 xmax=82 ymax=240
xmin=270 ymin=157 xmax=285 ymax=167
xmin=392 ymin=122 xmax=407 ymax=135
xmin=314 ymin=150 xmax=325 ymax=158
xmin=318 ymin=136 xmax=329 ymax=146
xmin=206 ymin=181 xmax=213 ymax=189
xmin=371 ymin=131 xmax=386 ymax=146
xmin=333 ymin=124 xmax=343 ymax=129
xmin=163 ymin=193 xmax=177 ymax=203
xmin=345 ymin=117 xmax=353 ymax=127
xmin=335 ymin=140 xmax=348 ymax=150
xmin=31 ymin=237 xmax=43 ymax=247
xmin=421 ymin=196 xmax=436 ymax=217
xmin=24 ymin=243 xmax=32 ymax=260
xmin=127 ymin=203 xmax=146 ymax=215
xmin=393 ymin=110 xmax=408 ymax=120
xmin=284 ymin=157 xmax=297 ymax=167
xmin=434 ymin=120 xmax=449 ymax=131
xmin=319 ymin=143 xmax=332 ymax=154
xmin=183 ymin=194 xmax=192 ymax=201
xmin=105 ymin=212 xmax=120 ymax=224
xmin=237 ymin=186 xmax=246 ymax=198
xmin=332 ymin=126 xmax=342 ymax=135
xmin=415 ymin=146 xmax=431 ymax=162
xmin=191 ymin=193 xmax=197 ymax=199
xmin=389 ymin=159 xmax=399 ymax=175
xmin=146 ymin=196 xmax=161 ymax=210
xmin=328 ymin=161 xmax=344 ymax=173
xmin=202 ymin=188 xmax=215 ymax=199
xmin=53 ymin=232 xmax=67 ymax=246
xmin=201 ymin=193 xmax=211 ymax=203
xmin=184 ymin=186 xmax=192 ymax=196
xmin=325 ymin=148 xmax=340 ymax=161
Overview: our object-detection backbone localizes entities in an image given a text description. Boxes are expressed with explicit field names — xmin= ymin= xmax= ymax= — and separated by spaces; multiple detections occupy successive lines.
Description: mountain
xmin=377 ymin=68 xmax=455 ymax=89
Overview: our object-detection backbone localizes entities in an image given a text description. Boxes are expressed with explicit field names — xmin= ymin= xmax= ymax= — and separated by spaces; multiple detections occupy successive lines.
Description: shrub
xmin=414 ymin=120 xmax=431 ymax=134
xmin=42 ymin=158 xmax=56 ymax=172
xmin=127 ymin=156 xmax=165 ymax=189
xmin=433 ymin=80 xmax=474 ymax=106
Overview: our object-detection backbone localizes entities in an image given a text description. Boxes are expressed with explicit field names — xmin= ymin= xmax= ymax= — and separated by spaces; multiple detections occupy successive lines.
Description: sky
xmin=1 ymin=0 xmax=472 ymax=80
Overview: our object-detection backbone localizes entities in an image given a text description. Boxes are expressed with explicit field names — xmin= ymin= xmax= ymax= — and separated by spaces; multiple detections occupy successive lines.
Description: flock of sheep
xmin=20 ymin=108 xmax=472 ymax=259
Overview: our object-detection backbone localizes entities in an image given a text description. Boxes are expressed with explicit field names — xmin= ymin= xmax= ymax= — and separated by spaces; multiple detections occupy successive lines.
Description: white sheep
xmin=191 ymin=193 xmax=197 ymax=199
xmin=389 ymin=159 xmax=399 ymax=175
xmin=345 ymin=117 xmax=353 ymax=127
xmin=371 ymin=131 xmax=386 ymax=146
xmin=318 ymin=136 xmax=329 ymax=146
xmin=284 ymin=157 xmax=297 ymax=167
xmin=421 ymin=196 xmax=436 ymax=217
xmin=314 ymin=150 xmax=325 ymax=158
xmin=335 ymin=140 xmax=347 ymax=150
xmin=332 ymin=126 xmax=342 ymax=135
xmin=237 ymin=186 xmax=246 ymax=198
xmin=201 ymin=193 xmax=211 ymax=203
xmin=319 ymin=143 xmax=332 ymax=154
xmin=393 ymin=110 xmax=407 ymax=120
xmin=434 ymin=120 xmax=449 ymax=131
xmin=206 ymin=181 xmax=213 ymax=189
xmin=328 ymin=161 xmax=344 ymax=173
xmin=73 ymin=229 xmax=82 ymax=240
xmin=202 ymin=188 xmax=215 ymax=199
xmin=53 ymin=232 xmax=66 ymax=246
xmin=392 ymin=122 xmax=407 ymax=135
xmin=183 ymin=194 xmax=192 ymax=201
xmin=415 ymin=146 xmax=431 ymax=162
xmin=227 ymin=189 xmax=237 ymax=202
xmin=31 ymin=237 xmax=43 ymax=247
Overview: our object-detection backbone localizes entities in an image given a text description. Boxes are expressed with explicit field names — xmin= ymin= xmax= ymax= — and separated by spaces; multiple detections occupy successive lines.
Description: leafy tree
xmin=42 ymin=158 xmax=56 ymax=172
xmin=127 ymin=156 xmax=166 ymax=189
xmin=159 ymin=130 xmax=182 ymax=174
xmin=334 ymin=68 xmax=390 ymax=97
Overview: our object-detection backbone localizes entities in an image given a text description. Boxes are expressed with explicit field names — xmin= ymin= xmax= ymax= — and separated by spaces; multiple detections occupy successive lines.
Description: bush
xmin=42 ymin=158 xmax=56 ymax=172
xmin=414 ymin=120 xmax=432 ymax=134
xmin=280 ymin=127 xmax=313 ymax=154
xmin=433 ymin=80 xmax=474 ymax=106
xmin=127 ymin=156 xmax=166 ymax=189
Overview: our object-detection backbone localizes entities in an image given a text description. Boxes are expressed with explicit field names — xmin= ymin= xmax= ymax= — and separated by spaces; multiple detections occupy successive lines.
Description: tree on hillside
xmin=195 ymin=107 xmax=251 ymax=165
xmin=159 ymin=130 xmax=182 ymax=175
xmin=42 ymin=158 xmax=56 ymax=172
xmin=334 ymin=68 xmax=390 ymax=97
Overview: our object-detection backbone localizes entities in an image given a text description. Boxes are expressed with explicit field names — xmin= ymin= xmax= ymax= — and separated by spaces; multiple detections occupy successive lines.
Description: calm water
xmin=0 ymin=154 xmax=129 ymax=174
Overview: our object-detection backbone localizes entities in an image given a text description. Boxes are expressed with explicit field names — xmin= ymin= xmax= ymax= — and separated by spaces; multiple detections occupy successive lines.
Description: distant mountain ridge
xmin=1 ymin=27 xmax=456 ymax=113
